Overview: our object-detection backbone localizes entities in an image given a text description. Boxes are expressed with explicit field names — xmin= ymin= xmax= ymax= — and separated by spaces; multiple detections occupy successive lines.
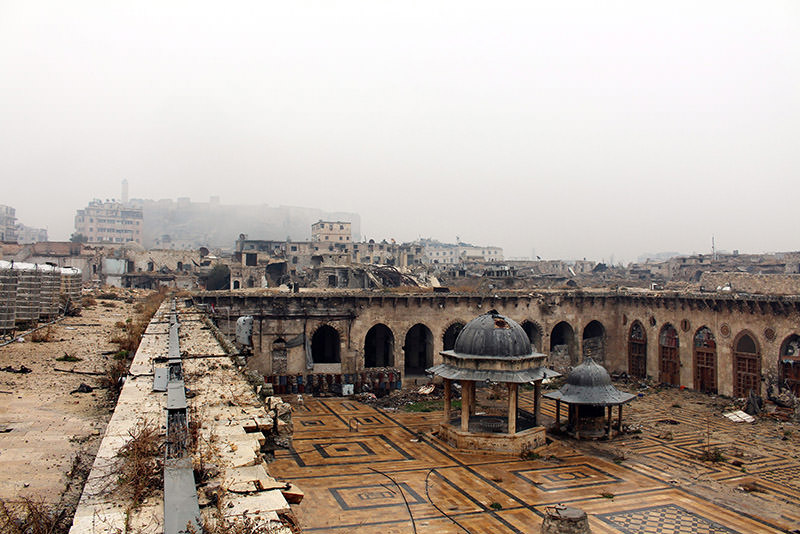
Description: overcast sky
xmin=1 ymin=1 xmax=798 ymax=262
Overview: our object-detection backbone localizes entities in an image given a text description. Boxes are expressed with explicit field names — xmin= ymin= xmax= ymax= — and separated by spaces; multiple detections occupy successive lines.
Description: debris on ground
xmin=70 ymin=383 xmax=94 ymax=394
xmin=0 ymin=365 xmax=32 ymax=374
xmin=723 ymin=410 xmax=755 ymax=423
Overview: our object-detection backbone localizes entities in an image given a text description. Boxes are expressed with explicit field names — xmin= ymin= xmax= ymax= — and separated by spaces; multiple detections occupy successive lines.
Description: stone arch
xmin=550 ymin=321 xmax=577 ymax=371
xmin=628 ymin=320 xmax=647 ymax=379
xmin=232 ymin=280 xmax=240 ymax=289
xmin=693 ymin=326 xmax=717 ymax=394
xmin=365 ymin=324 xmax=395 ymax=368
xmin=311 ymin=324 xmax=340 ymax=364
xmin=271 ymin=337 xmax=288 ymax=374
xmin=733 ymin=330 xmax=761 ymax=398
xmin=779 ymin=334 xmax=800 ymax=395
xmin=520 ymin=320 xmax=544 ymax=352
xmin=404 ymin=323 xmax=433 ymax=376
xmin=582 ymin=320 xmax=606 ymax=363
xmin=442 ymin=321 xmax=466 ymax=351
xmin=658 ymin=323 xmax=680 ymax=386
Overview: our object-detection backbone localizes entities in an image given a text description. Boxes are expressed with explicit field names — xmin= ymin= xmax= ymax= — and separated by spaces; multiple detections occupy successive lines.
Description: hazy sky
xmin=1 ymin=1 xmax=798 ymax=262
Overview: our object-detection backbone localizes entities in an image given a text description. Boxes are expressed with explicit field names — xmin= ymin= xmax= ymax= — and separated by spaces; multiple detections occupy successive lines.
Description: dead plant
xmin=30 ymin=327 xmax=53 ymax=343
xmin=115 ymin=419 xmax=163 ymax=507
xmin=99 ymin=358 xmax=128 ymax=397
xmin=0 ymin=496 xmax=68 ymax=534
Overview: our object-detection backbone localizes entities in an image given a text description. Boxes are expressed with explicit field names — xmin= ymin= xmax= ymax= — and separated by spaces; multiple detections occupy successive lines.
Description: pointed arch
xmin=550 ymin=321 xmax=577 ymax=370
xmin=780 ymin=334 xmax=800 ymax=395
xmin=658 ymin=323 xmax=680 ymax=386
xmin=520 ymin=320 xmax=544 ymax=352
xmin=582 ymin=320 xmax=606 ymax=363
xmin=628 ymin=320 xmax=647 ymax=378
xmin=442 ymin=321 xmax=466 ymax=351
xmin=365 ymin=324 xmax=395 ymax=368
xmin=404 ymin=324 xmax=433 ymax=376
xmin=733 ymin=330 xmax=760 ymax=397
xmin=693 ymin=326 xmax=716 ymax=393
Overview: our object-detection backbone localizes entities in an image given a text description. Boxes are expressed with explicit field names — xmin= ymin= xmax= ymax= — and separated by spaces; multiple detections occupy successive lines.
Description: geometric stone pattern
xmin=598 ymin=505 xmax=739 ymax=534
xmin=269 ymin=398 xmax=789 ymax=534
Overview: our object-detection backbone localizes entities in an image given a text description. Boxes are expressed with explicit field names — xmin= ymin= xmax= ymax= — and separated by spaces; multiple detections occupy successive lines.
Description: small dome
xmin=453 ymin=310 xmax=532 ymax=357
xmin=543 ymin=357 xmax=635 ymax=405
xmin=565 ymin=358 xmax=612 ymax=387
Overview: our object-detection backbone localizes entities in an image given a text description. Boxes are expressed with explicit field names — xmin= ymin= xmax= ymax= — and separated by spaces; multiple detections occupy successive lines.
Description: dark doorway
xmin=550 ymin=322 xmax=577 ymax=369
xmin=365 ymin=324 xmax=394 ymax=367
xmin=520 ymin=320 xmax=543 ymax=351
xmin=311 ymin=325 xmax=340 ymax=364
xmin=733 ymin=332 xmax=760 ymax=398
xmin=582 ymin=320 xmax=606 ymax=363
xmin=658 ymin=324 xmax=680 ymax=386
xmin=404 ymin=324 xmax=433 ymax=375
xmin=628 ymin=321 xmax=647 ymax=378
xmin=780 ymin=334 xmax=800 ymax=395
xmin=442 ymin=322 xmax=465 ymax=351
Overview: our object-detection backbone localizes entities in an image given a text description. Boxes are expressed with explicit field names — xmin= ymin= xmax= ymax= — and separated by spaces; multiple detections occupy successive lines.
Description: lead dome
xmin=453 ymin=310 xmax=532 ymax=358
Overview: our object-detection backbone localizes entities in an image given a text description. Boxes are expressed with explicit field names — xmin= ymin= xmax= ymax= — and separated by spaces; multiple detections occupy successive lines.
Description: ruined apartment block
xmin=74 ymin=199 xmax=143 ymax=245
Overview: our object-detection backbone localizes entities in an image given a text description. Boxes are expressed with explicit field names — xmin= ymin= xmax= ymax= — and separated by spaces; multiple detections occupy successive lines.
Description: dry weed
xmin=115 ymin=419 xmax=163 ymax=506
xmin=30 ymin=327 xmax=53 ymax=343
xmin=0 ymin=496 xmax=68 ymax=534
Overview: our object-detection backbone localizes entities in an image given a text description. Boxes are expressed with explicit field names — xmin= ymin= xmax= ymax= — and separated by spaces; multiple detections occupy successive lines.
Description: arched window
xmin=365 ymin=324 xmax=394 ymax=367
xmin=693 ymin=327 xmax=716 ymax=393
xmin=628 ymin=321 xmax=647 ymax=378
xmin=733 ymin=332 xmax=760 ymax=398
xmin=658 ymin=324 xmax=680 ymax=386
xmin=311 ymin=325 xmax=340 ymax=364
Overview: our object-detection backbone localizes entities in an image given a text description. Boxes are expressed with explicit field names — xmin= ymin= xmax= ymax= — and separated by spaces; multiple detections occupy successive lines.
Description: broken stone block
xmin=281 ymin=483 xmax=304 ymax=504
xmin=256 ymin=416 xmax=273 ymax=432
xmin=275 ymin=402 xmax=292 ymax=418
xmin=276 ymin=419 xmax=292 ymax=435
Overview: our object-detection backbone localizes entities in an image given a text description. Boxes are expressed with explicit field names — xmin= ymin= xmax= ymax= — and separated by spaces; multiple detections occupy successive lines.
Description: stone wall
xmin=194 ymin=290 xmax=800 ymax=398
xmin=700 ymin=272 xmax=800 ymax=295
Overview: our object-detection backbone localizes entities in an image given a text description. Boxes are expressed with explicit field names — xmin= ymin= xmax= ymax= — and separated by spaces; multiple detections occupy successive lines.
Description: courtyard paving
xmin=270 ymin=394 xmax=799 ymax=533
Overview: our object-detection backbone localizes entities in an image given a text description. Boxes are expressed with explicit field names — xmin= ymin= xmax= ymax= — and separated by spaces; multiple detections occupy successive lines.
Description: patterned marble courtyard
xmin=269 ymin=393 xmax=799 ymax=533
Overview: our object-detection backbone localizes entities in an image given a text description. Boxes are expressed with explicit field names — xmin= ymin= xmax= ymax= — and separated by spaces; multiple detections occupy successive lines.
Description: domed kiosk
xmin=427 ymin=311 xmax=559 ymax=454
xmin=544 ymin=357 xmax=635 ymax=439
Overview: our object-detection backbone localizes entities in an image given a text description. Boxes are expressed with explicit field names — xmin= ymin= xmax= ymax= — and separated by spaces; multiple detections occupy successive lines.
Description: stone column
xmin=508 ymin=383 xmax=518 ymax=435
xmin=618 ymin=404 xmax=623 ymax=433
xmin=460 ymin=380 xmax=471 ymax=432
xmin=443 ymin=379 xmax=451 ymax=424
xmin=534 ymin=380 xmax=541 ymax=426
xmin=555 ymin=400 xmax=561 ymax=429
xmin=606 ymin=406 xmax=613 ymax=438
xmin=469 ymin=381 xmax=476 ymax=415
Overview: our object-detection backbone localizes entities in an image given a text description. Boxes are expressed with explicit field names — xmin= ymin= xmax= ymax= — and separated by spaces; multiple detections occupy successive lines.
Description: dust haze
xmin=1 ymin=1 xmax=798 ymax=262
